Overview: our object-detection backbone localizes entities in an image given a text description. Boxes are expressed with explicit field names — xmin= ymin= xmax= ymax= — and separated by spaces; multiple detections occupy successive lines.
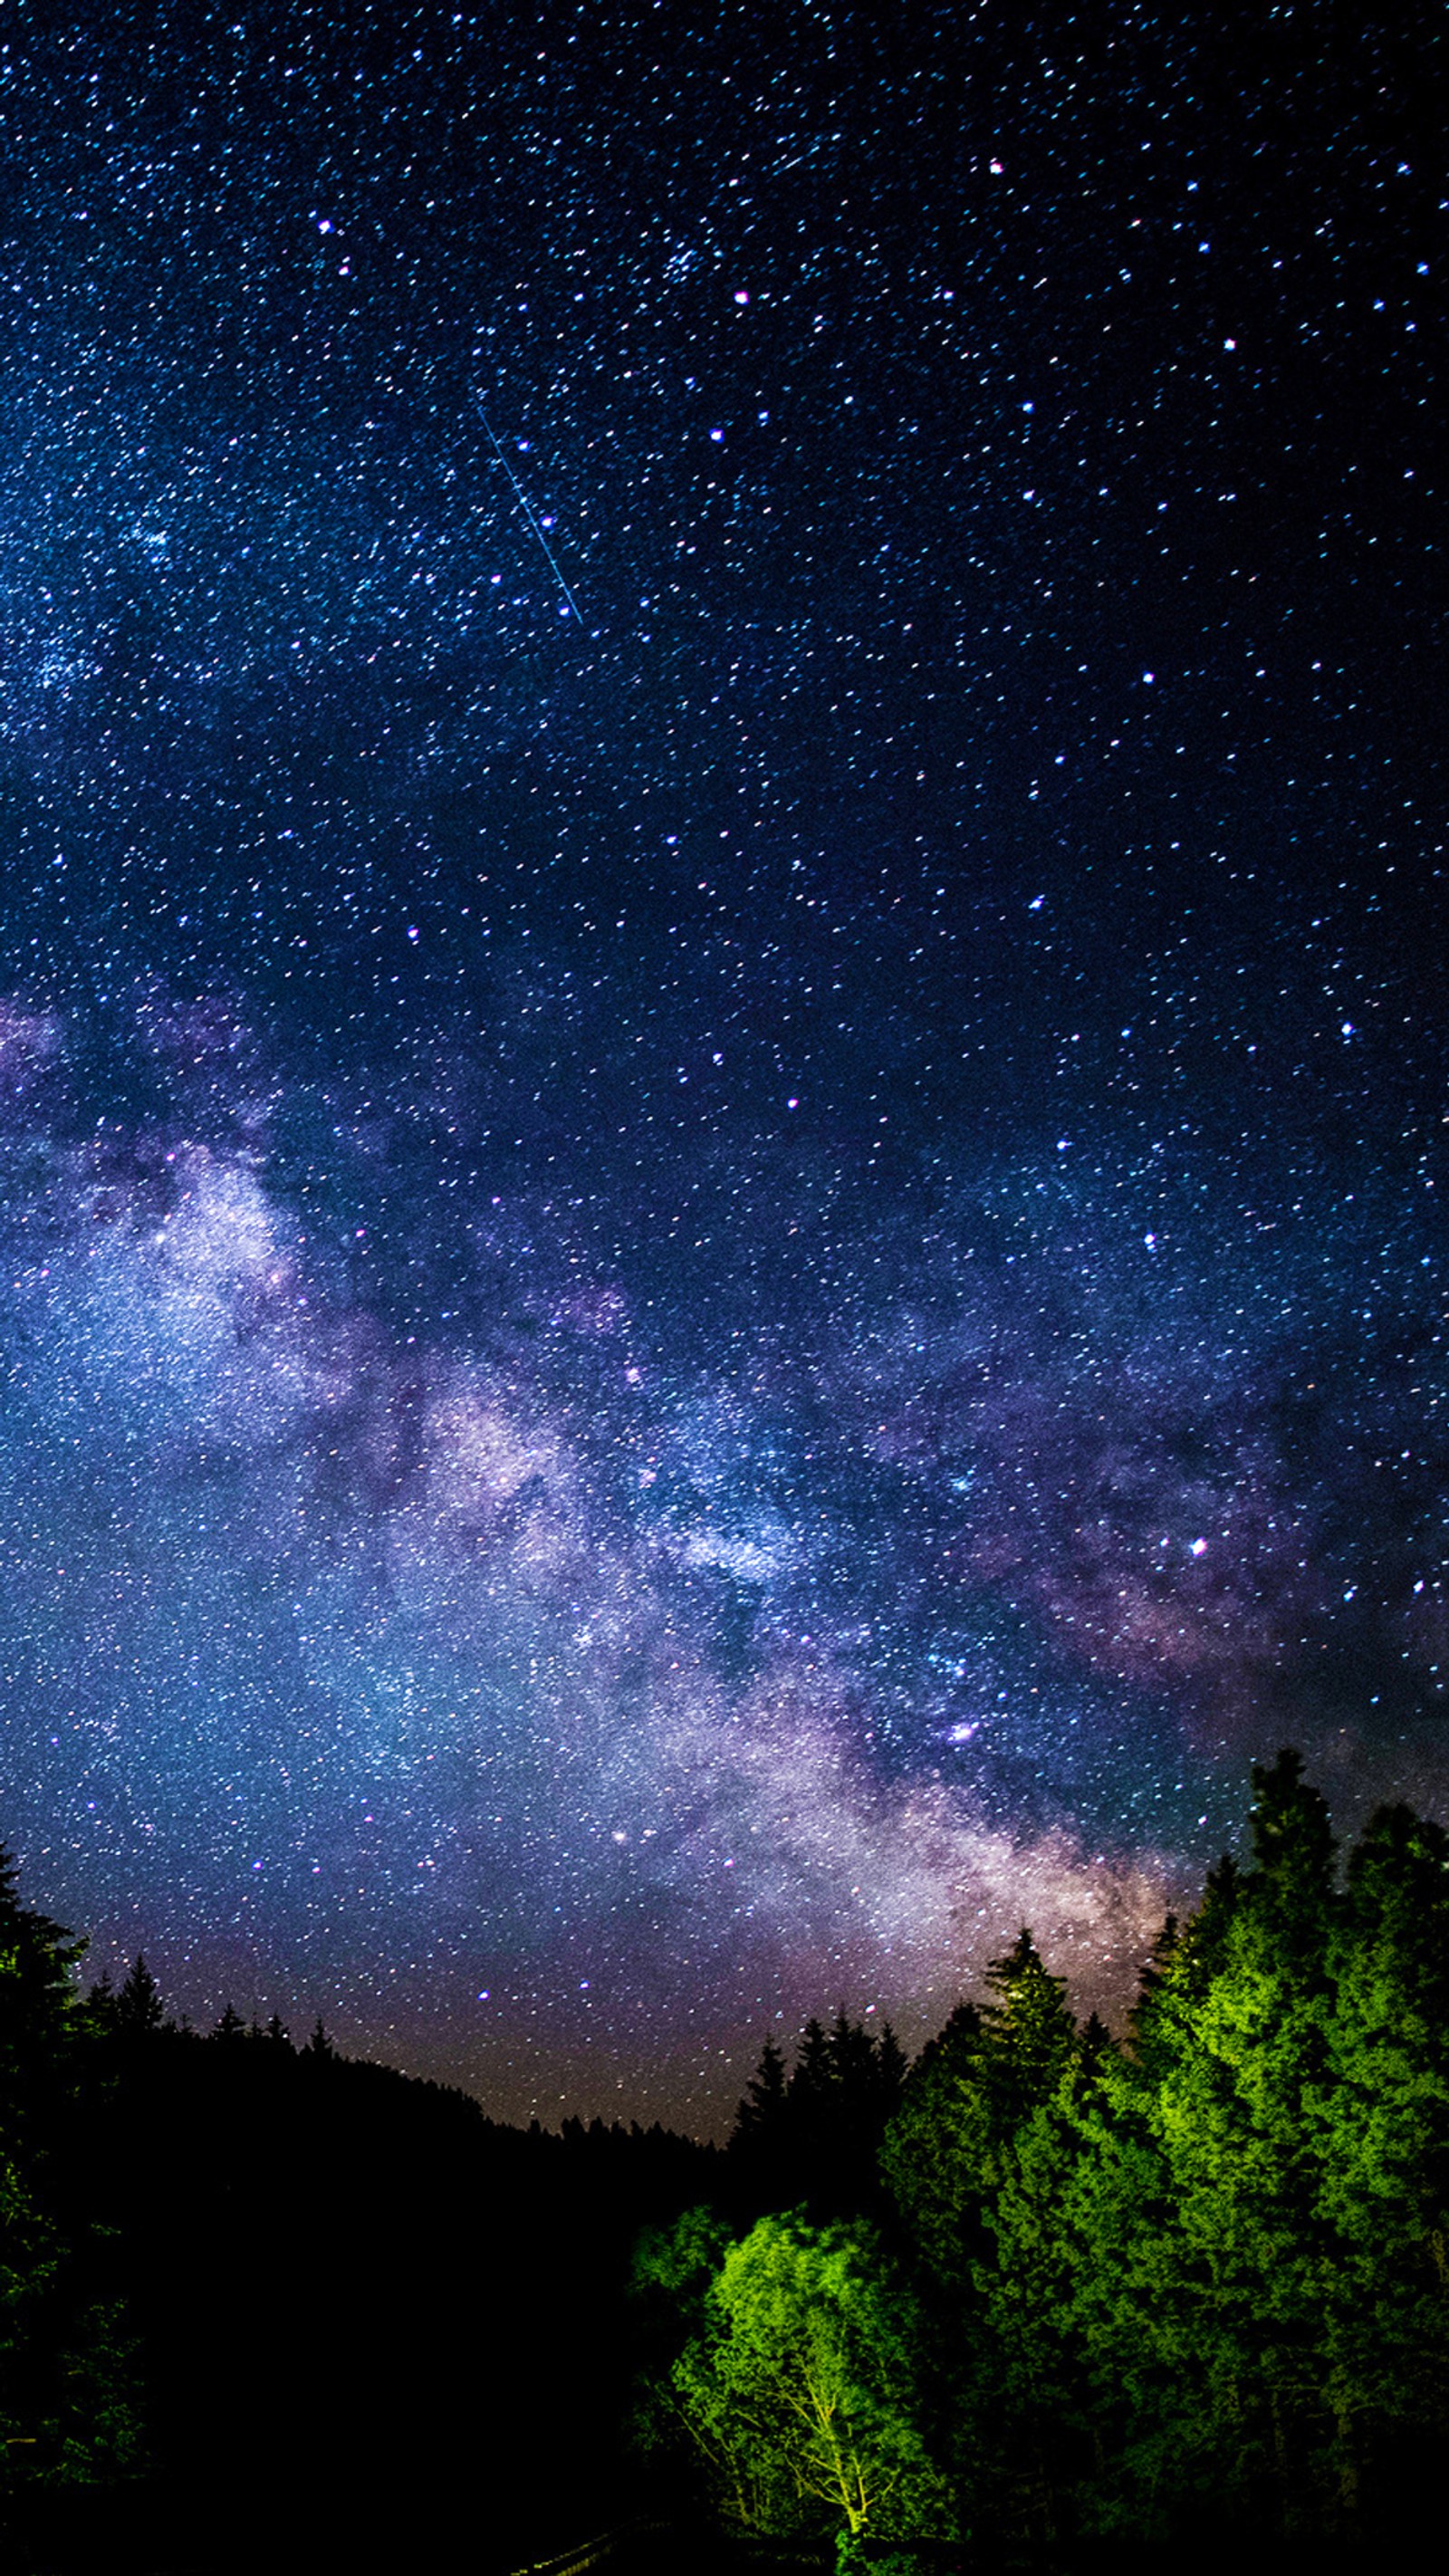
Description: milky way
xmin=0 ymin=3 xmax=1441 ymax=2127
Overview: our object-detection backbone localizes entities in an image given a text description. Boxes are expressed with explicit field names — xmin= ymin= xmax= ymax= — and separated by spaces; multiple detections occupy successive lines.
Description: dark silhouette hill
xmin=34 ymin=1978 xmax=720 ymax=2576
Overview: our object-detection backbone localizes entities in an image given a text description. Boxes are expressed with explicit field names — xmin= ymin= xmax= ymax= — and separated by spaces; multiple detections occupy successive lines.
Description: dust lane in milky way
xmin=0 ymin=2 xmax=1440 ymax=2126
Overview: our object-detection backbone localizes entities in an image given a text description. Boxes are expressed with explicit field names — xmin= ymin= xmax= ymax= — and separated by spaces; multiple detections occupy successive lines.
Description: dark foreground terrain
xmin=3 ymin=2007 xmax=720 ymax=2576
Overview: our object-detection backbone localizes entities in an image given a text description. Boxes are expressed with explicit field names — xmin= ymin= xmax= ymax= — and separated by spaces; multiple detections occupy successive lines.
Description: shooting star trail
xmin=476 ymin=400 xmax=587 ymax=628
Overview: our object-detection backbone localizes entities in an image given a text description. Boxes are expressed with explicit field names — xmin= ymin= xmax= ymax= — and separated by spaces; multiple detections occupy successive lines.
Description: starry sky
xmin=0 ymin=0 xmax=1442 ymax=2129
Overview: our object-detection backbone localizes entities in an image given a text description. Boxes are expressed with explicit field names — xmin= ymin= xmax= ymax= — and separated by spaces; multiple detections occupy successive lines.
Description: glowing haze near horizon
xmin=0 ymin=2 xmax=1442 ymax=2129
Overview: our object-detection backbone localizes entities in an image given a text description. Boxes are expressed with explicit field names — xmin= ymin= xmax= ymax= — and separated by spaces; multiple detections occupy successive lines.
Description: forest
xmin=2 ymin=1751 xmax=1446 ymax=2573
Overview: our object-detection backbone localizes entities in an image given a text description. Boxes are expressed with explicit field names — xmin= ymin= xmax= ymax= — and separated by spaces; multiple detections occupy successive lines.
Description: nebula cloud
xmin=0 ymin=992 xmax=1438 ymax=2125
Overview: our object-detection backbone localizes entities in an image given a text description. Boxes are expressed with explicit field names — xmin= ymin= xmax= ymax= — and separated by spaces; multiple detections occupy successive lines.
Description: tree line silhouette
xmin=4 ymin=1752 xmax=1448 ymax=2571
xmin=0 ymin=1859 xmax=719 ymax=2574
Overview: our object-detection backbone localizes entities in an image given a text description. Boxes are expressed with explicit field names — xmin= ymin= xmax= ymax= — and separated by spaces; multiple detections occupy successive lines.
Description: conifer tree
xmin=790 ymin=2019 xmax=833 ymax=2117
xmin=880 ymin=1938 xmax=1080 ymax=2547
xmin=971 ymin=2005 xmax=1128 ymax=2552
xmin=113 ymin=1957 xmax=166 ymax=2039
xmin=974 ymin=1931 xmax=1079 ymax=2134
xmin=1051 ymin=1755 xmax=1339 ymax=2539
xmin=0 ymin=1846 xmax=141 ymax=2492
xmin=876 ymin=2023 xmax=909 ymax=2107
xmin=734 ymin=2035 xmax=788 ymax=2145
xmin=827 ymin=2010 xmax=879 ymax=2103
xmin=1316 ymin=1801 xmax=1449 ymax=2516
xmin=878 ymin=2001 xmax=984 ymax=2290
xmin=882 ymin=1937 xmax=1076 ymax=2295
xmin=0 ymin=1848 xmax=88 ymax=2168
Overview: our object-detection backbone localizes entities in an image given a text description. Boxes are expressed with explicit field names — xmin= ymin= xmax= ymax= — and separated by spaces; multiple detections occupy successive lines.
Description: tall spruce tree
xmin=113 ymin=1956 xmax=166 ymax=2042
xmin=1316 ymin=1801 xmax=1449 ymax=2521
xmin=882 ymin=1937 xmax=1076 ymax=2292
xmin=0 ymin=1846 xmax=141 ymax=2495
xmin=878 ymin=2002 xmax=983 ymax=2289
xmin=880 ymin=1936 xmax=1081 ymax=2549
xmin=971 ymin=2010 xmax=1130 ymax=2554
xmin=1045 ymin=1756 xmax=1339 ymax=2540
xmin=734 ymin=2035 xmax=788 ymax=2148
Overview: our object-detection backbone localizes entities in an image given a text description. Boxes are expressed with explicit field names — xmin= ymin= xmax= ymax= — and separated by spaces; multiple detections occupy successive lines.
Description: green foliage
xmin=872 ymin=1751 xmax=1449 ymax=2553
xmin=878 ymin=1933 xmax=1091 ymax=2542
xmin=636 ymin=2206 xmax=955 ymax=2551
xmin=1315 ymin=1802 xmax=1449 ymax=2475
xmin=877 ymin=2002 xmax=983 ymax=2294
xmin=880 ymin=1935 xmax=1078 ymax=2256
xmin=629 ymin=1766 xmax=1449 ymax=2554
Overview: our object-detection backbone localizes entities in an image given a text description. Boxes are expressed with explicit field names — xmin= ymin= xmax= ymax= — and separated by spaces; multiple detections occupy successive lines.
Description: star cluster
xmin=0 ymin=1 xmax=1441 ymax=2126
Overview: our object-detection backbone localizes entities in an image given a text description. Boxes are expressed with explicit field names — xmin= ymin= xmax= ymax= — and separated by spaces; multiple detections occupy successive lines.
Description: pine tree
xmin=877 ymin=2024 xmax=909 ymax=2110
xmin=975 ymin=1931 xmax=1079 ymax=2134
xmin=0 ymin=1847 xmax=87 ymax=2167
xmin=113 ymin=1957 xmax=166 ymax=2039
xmin=827 ymin=2010 xmax=878 ymax=2104
xmin=880 ymin=1941 xmax=1083 ymax=2552
xmin=734 ymin=2035 xmax=788 ymax=2144
xmin=1070 ymin=1754 xmax=1338 ymax=2538
xmin=1316 ymin=1801 xmax=1449 ymax=2522
xmin=0 ymin=1846 xmax=142 ymax=2491
xmin=790 ymin=2019 xmax=833 ymax=2116
xmin=885 ymin=1938 xmax=1075 ymax=2274
xmin=973 ymin=2011 xmax=1131 ymax=2553
xmin=879 ymin=2001 xmax=985 ymax=2290
xmin=1128 ymin=1860 xmax=1240 ymax=2084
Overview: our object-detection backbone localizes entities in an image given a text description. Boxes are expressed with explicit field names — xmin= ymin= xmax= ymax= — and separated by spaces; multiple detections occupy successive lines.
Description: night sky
xmin=0 ymin=1 xmax=1442 ymax=2129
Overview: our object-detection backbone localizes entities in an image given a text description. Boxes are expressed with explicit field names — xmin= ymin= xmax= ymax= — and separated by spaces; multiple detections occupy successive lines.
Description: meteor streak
xmin=475 ymin=399 xmax=587 ymax=628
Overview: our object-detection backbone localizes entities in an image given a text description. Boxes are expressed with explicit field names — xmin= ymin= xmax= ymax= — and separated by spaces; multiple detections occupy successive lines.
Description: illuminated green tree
xmin=1023 ymin=1754 xmax=1413 ymax=2540
xmin=880 ymin=1929 xmax=1083 ymax=2536
xmin=642 ymin=2209 xmax=955 ymax=2551
xmin=1313 ymin=1800 xmax=1449 ymax=2512
xmin=1007 ymin=1756 xmax=1339 ymax=2537
xmin=882 ymin=1935 xmax=1076 ymax=2291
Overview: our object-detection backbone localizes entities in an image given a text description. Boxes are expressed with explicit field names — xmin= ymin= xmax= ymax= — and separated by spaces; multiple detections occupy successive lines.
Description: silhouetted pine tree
xmin=730 ymin=2015 xmax=909 ymax=2215
xmin=0 ymin=1850 xmax=87 ymax=2169
xmin=114 ymin=1957 xmax=166 ymax=2040
xmin=0 ymin=1847 xmax=142 ymax=2499
xmin=877 ymin=2022 xmax=909 ymax=2102
xmin=734 ymin=2033 xmax=787 ymax=2143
